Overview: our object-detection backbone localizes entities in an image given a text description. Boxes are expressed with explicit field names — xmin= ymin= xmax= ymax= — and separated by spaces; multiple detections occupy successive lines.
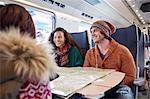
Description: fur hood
xmin=0 ymin=28 xmax=58 ymax=82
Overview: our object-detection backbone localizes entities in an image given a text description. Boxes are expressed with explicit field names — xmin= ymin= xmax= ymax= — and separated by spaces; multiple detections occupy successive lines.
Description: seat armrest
xmin=133 ymin=77 xmax=145 ymax=86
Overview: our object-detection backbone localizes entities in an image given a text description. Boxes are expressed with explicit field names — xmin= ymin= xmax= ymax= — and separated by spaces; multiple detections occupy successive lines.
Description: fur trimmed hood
xmin=0 ymin=27 xmax=58 ymax=82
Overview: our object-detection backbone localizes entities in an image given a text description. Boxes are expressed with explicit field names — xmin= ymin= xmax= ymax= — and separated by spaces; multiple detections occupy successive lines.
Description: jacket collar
xmin=95 ymin=39 xmax=119 ymax=67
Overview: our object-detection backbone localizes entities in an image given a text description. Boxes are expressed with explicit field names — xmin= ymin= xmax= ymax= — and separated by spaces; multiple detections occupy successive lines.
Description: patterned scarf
xmin=55 ymin=43 xmax=71 ymax=67
xmin=18 ymin=80 xmax=51 ymax=99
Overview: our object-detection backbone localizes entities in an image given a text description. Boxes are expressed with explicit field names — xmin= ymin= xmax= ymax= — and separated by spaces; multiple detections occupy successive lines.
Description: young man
xmin=84 ymin=20 xmax=136 ymax=99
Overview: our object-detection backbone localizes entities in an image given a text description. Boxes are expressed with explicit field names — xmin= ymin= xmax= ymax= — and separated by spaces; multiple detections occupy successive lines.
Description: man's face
xmin=91 ymin=27 xmax=105 ymax=43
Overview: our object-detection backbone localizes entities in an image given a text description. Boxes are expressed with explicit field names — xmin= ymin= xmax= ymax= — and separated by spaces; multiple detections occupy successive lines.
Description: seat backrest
xmin=145 ymin=34 xmax=150 ymax=47
xmin=111 ymin=25 xmax=145 ymax=98
xmin=71 ymin=31 xmax=90 ymax=59
xmin=111 ymin=25 xmax=144 ymax=77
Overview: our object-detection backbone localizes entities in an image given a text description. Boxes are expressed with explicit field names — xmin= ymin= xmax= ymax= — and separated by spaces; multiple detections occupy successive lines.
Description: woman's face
xmin=53 ymin=31 xmax=65 ymax=48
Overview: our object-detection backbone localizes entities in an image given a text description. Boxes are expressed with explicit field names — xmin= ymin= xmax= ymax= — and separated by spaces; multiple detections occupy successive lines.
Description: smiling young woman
xmin=49 ymin=27 xmax=83 ymax=67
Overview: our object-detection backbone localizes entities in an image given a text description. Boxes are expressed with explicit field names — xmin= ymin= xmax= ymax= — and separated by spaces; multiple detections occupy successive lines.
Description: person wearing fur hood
xmin=0 ymin=4 xmax=58 ymax=99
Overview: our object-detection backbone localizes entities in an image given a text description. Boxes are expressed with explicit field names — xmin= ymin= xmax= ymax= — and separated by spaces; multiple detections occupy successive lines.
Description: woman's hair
xmin=0 ymin=4 xmax=35 ymax=38
xmin=49 ymin=27 xmax=83 ymax=56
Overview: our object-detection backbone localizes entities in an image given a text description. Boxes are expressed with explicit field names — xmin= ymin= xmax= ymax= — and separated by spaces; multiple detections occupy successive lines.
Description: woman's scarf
xmin=55 ymin=43 xmax=71 ymax=67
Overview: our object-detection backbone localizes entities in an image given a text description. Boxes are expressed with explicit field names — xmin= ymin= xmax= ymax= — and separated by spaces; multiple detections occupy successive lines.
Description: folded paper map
xmin=51 ymin=67 xmax=115 ymax=97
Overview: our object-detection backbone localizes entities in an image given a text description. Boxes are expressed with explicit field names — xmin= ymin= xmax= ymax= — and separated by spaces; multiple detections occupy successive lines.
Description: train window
xmin=0 ymin=1 xmax=55 ymax=43
xmin=79 ymin=21 xmax=90 ymax=32
xmin=27 ymin=7 xmax=55 ymax=43
xmin=79 ymin=21 xmax=93 ymax=48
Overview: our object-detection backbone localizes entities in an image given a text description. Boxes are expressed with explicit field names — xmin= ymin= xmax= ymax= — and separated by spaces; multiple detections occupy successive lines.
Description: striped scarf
xmin=55 ymin=43 xmax=71 ymax=67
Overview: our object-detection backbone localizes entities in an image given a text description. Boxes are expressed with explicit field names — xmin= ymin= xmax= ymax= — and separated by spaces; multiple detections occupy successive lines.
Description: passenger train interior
xmin=0 ymin=0 xmax=150 ymax=99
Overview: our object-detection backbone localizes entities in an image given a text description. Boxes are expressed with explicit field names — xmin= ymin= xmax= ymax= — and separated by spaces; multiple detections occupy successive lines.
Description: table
xmin=51 ymin=67 xmax=125 ymax=99
xmin=78 ymin=71 xmax=125 ymax=99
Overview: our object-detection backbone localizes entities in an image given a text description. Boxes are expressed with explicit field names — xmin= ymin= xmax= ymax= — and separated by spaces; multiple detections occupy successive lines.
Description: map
xmin=51 ymin=67 xmax=115 ymax=97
